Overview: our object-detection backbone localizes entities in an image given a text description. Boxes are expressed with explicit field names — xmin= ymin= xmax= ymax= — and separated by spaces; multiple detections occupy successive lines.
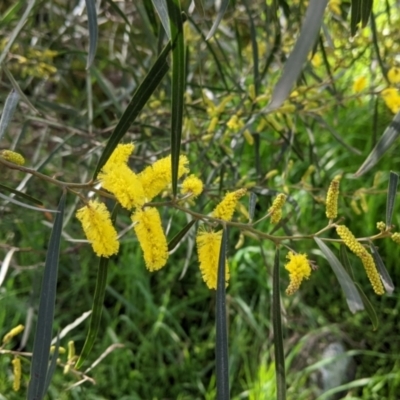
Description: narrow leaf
xmin=0 ymin=183 xmax=43 ymax=206
xmin=168 ymin=220 xmax=196 ymax=251
xmin=167 ymin=0 xmax=185 ymax=196
xmin=339 ymin=245 xmax=355 ymax=279
xmin=75 ymin=204 xmax=119 ymax=369
xmin=84 ymin=0 xmax=98 ymax=68
xmin=361 ymin=0 xmax=373 ymax=27
xmin=216 ymin=227 xmax=230 ymax=400
xmin=104 ymin=0 xmax=132 ymax=27
xmin=354 ymin=111 xmax=400 ymax=177
xmin=93 ymin=42 xmax=172 ymax=178
xmin=43 ymin=333 xmax=60 ymax=396
xmin=354 ymin=283 xmax=379 ymax=330
xmin=369 ymin=243 xmax=394 ymax=294
xmin=0 ymin=89 xmax=19 ymax=141
xmin=152 ymin=0 xmax=171 ymax=39
xmin=314 ymin=238 xmax=364 ymax=313
xmin=206 ymin=0 xmax=230 ymax=41
xmin=267 ymin=0 xmax=329 ymax=112
xmin=386 ymin=171 xmax=398 ymax=228
xmin=350 ymin=0 xmax=362 ymax=36
xmin=248 ymin=192 xmax=257 ymax=223
xmin=27 ymin=191 xmax=65 ymax=400
xmin=272 ymin=247 xmax=286 ymax=400
xmin=0 ymin=192 xmax=57 ymax=213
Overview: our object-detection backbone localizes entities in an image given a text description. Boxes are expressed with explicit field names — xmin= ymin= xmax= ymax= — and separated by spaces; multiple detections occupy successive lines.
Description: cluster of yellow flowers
xmin=76 ymin=143 xmax=193 ymax=272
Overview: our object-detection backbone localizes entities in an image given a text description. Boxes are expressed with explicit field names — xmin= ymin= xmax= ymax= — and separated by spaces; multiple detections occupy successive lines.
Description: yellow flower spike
xmin=50 ymin=346 xmax=66 ymax=354
xmin=388 ymin=67 xmax=400 ymax=84
xmin=196 ymin=229 xmax=229 ymax=289
xmin=285 ymin=252 xmax=311 ymax=295
xmin=98 ymin=164 xmax=145 ymax=210
xmin=67 ymin=340 xmax=75 ymax=362
xmin=381 ymin=88 xmax=400 ymax=113
xmin=181 ymin=175 xmax=203 ymax=198
xmin=207 ymin=116 xmax=219 ymax=133
xmin=377 ymin=221 xmax=386 ymax=232
xmin=76 ymin=200 xmax=120 ymax=257
xmin=226 ymin=114 xmax=244 ymax=131
xmin=213 ymin=188 xmax=247 ymax=221
xmin=243 ymin=129 xmax=254 ymax=145
xmin=132 ymin=207 xmax=169 ymax=271
xmin=102 ymin=143 xmax=135 ymax=171
xmin=268 ymin=193 xmax=287 ymax=224
xmin=352 ymin=76 xmax=367 ymax=93
xmin=0 ymin=150 xmax=25 ymax=166
xmin=2 ymin=324 xmax=24 ymax=344
xmin=325 ymin=175 xmax=341 ymax=219
xmin=12 ymin=357 xmax=21 ymax=392
xmin=336 ymin=225 xmax=384 ymax=295
xmin=391 ymin=232 xmax=400 ymax=244
xmin=138 ymin=155 xmax=189 ymax=201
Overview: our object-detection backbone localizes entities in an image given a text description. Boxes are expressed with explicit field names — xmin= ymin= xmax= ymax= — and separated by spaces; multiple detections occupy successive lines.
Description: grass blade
xmin=350 ymin=0 xmax=362 ymax=36
xmin=167 ymin=0 xmax=185 ymax=196
xmin=93 ymin=42 xmax=172 ymax=178
xmin=267 ymin=0 xmax=328 ymax=112
xmin=0 ymin=89 xmax=19 ymax=141
xmin=386 ymin=171 xmax=398 ymax=228
xmin=75 ymin=204 xmax=119 ymax=369
xmin=152 ymin=0 xmax=171 ymax=39
xmin=361 ymin=0 xmax=373 ymax=27
xmin=27 ymin=191 xmax=66 ymax=400
xmin=314 ymin=238 xmax=364 ymax=313
xmin=206 ymin=0 xmax=230 ymax=41
xmin=43 ymin=333 xmax=60 ymax=395
xmin=369 ymin=242 xmax=394 ymax=294
xmin=0 ymin=183 xmax=43 ymax=206
xmin=272 ymin=247 xmax=286 ymax=400
xmin=0 ymin=0 xmax=36 ymax=65
xmin=168 ymin=219 xmax=196 ymax=251
xmin=354 ymin=283 xmax=378 ymax=330
xmin=84 ymin=0 xmax=98 ymax=68
xmin=216 ymin=227 xmax=230 ymax=400
xmin=354 ymin=111 xmax=400 ymax=177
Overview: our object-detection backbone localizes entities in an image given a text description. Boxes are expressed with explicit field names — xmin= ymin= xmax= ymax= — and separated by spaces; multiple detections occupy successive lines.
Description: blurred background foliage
xmin=1 ymin=0 xmax=400 ymax=398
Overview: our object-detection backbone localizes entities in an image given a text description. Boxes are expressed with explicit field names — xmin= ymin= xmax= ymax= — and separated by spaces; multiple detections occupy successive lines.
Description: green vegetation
xmin=1 ymin=0 xmax=400 ymax=399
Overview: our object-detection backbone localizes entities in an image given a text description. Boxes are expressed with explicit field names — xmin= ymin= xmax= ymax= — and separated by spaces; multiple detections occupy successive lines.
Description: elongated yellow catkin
xmin=325 ymin=176 xmax=341 ymax=219
xmin=336 ymin=225 xmax=384 ymax=295
xmin=12 ymin=357 xmax=21 ymax=391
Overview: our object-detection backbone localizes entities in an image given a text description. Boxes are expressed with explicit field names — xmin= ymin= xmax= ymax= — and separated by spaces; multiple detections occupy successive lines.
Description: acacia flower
xmin=98 ymin=164 xmax=145 ymax=210
xmin=325 ymin=175 xmax=341 ymax=219
xmin=12 ymin=357 xmax=21 ymax=392
xmin=138 ymin=155 xmax=189 ymax=201
xmin=212 ymin=188 xmax=247 ymax=221
xmin=2 ymin=324 xmax=24 ymax=344
xmin=381 ymin=88 xmax=400 ymax=113
xmin=336 ymin=225 xmax=384 ymax=295
xmin=181 ymin=175 xmax=204 ymax=198
xmin=391 ymin=232 xmax=400 ymax=244
xmin=352 ymin=76 xmax=367 ymax=93
xmin=268 ymin=193 xmax=286 ymax=224
xmin=102 ymin=143 xmax=135 ymax=170
xmin=377 ymin=221 xmax=386 ymax=232
xmin=196 ymin=229 xmax=229 ymax=289
xmin=388 ymin=67 xmax=400 ymax=84
xmin=285 ymin=252 xmax=311 ymax=295
xmin=76 ymin=200 xmax=119 ymax=257
xmin=0 ymin=150 xmax=25 ymax=166
xmin=132 ymin=207 xmax=169 ymax=271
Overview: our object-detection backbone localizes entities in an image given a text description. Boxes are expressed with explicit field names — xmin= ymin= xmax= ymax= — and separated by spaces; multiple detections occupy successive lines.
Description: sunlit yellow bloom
xmin=0 ymin=150 xmax=25 ymax=166
xmin=325 ymin=176 xmax=341 ymax=219
xmin=226 ymin=114 xmax=244 ymax=131
xmin=381 ymin=88 xmax=400 ymax=113
xmin=138 ymin=155 xmax=189 ymax=201
xmin=268 ymin=193 xmax=287 ymax=224
xmin=388 ymin=67 xmax=400 ymax=84
xmin=132 ymin=207 xmax=169 ymax=271
xmin=336 ymin=225 xmax=384 ymax=295
xmin=285 ymin=252 xmax=311 ymax=295
xmin=102 ymin=143 xmax=135 ymax=171
xmin=352 ymin=76 xmax=367 ymax=93
xmin=376 ymin=221 xmax=386 ymax=232
xmin=98 ymin=164 xmax=145 ymax=210
xmin=311 ymin=53 xmax=322 ymax=68
xmin=328 ymin=0 xmax=341 ymax=15
xmin=213 ymin=188 xmax=247 ymax=221
xmin=76 ymin=200 xmax=119 ymax=257
xmin=391 ymin=232 xmax=400 ymax=244
xmin=181 ymin=175 xmax=203 ymax=198
xmin=196 ymin=229 xmax=229 ymax=289
xmin=12 ymin=357 xmax=21 ymax=392
xmin=2 ymin=324 xmax=24 ymax=344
